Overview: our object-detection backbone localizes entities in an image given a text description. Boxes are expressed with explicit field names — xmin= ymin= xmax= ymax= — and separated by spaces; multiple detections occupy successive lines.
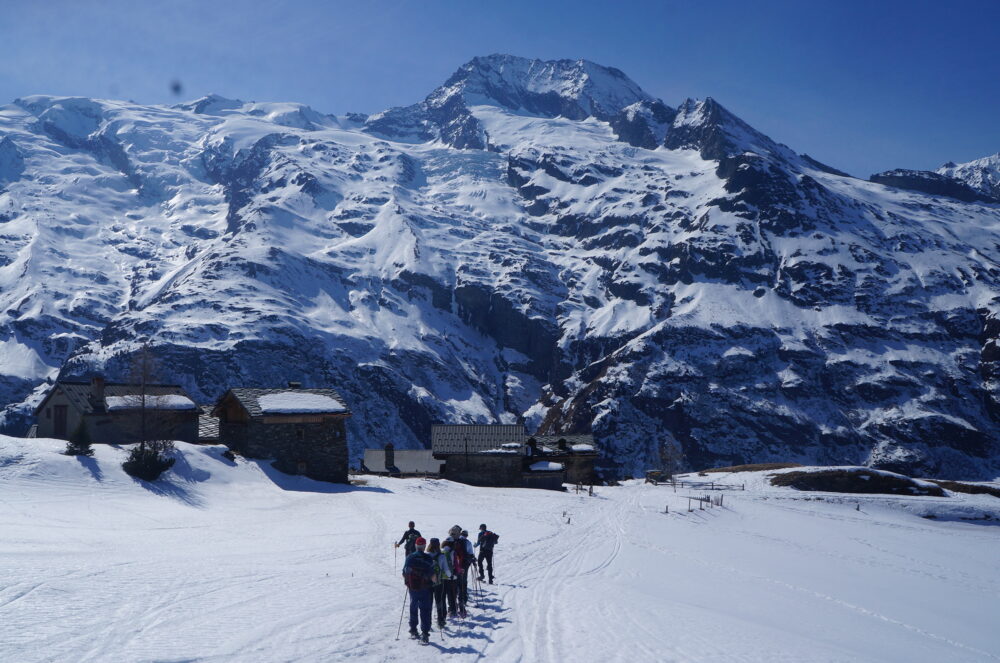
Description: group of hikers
xmin=395 ymin=521 xmax=500 ymax=644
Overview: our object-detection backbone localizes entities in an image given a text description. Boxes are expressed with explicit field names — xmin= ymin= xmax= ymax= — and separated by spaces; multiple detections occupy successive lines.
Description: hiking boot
xmin=408 ymin=627 xmax=418 ymax=638
xmin=421 ymin=632 xmax=429 ymax=644
xmin=477 ymin=575 xmax=484 ymax=581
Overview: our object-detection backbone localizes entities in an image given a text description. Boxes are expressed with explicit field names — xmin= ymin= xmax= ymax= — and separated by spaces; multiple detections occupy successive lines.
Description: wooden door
xmin=53 ymin=405 xmax=68 ymax=438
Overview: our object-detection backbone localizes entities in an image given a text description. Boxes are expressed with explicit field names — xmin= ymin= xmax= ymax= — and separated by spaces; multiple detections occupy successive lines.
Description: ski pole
xmin=395 ymin=588 xmax=408 ymax=640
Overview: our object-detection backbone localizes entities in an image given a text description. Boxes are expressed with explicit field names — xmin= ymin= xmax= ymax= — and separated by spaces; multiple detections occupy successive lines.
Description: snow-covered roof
xmin=35 ymin=380 xmax=198 ymax=416
xmin=529 ymin=461 xmax=565 ymax=472
xmin=258 ymin=392 xmax=348 ymax=414
xmin=532 ymin=435 xmax=598 ymax=454
xmin=218 ymin=388 xmax=351 ymax=418
xmin=431 ymin=424 xmax=526 ymax=454
xmin=106 ymin=394 xmax=197 ymax=411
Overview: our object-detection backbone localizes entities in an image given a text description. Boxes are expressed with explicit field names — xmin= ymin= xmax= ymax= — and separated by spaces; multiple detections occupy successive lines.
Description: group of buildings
xmin=32 ymin=376 xmax=597 ymax=489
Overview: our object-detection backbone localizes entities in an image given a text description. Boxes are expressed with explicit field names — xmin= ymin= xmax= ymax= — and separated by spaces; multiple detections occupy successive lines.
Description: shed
xmin=362 ymin=444 xmax=443 ymax=476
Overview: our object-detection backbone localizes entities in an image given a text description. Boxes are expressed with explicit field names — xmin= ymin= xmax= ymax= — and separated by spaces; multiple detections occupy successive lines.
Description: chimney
xmin=287 ymin=381 xmax=302 ymax=389
xmin=384 ymin=442 xmax=395 ymax=470
xmin=90 ymin=376 xmax=105 ymax=404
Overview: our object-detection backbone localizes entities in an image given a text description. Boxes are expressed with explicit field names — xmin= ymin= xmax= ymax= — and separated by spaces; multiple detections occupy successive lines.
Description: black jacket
xmin=398 ymin=528 xmax=421 ymax=553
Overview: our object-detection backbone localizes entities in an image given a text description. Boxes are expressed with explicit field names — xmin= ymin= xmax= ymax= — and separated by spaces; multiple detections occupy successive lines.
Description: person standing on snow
xmin=475 ymin=523 xmax=499 ymax=584
xmin=395 ymin=521 xmax=421 ymax=555
xmin=440 ymin=538 xmax=459 ymax=619
xmin=402 ymin=536 xmax=435 ymax=644
xmin=426 ymin=537 xmax=453 ymax=630
xmin=448 ymin=525 xmax=474 ymax=617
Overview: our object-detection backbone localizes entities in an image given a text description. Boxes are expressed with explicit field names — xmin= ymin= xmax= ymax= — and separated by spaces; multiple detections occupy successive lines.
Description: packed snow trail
xmin=1 ymin=438 xmax=998 ymax=662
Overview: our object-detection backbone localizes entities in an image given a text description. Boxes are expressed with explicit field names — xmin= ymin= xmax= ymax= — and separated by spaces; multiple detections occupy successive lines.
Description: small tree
xmin=120 ymin=342 xmax=176 ymax=481
xmin=64 ymin=421 xmax=94 ymax=457
xmin=122 ymin=439 xmax=176 ymax=481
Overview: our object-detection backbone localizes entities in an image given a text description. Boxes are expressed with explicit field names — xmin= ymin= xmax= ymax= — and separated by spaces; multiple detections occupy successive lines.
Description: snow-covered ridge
xmin=1 ymin=55 xmax=1000 ymax=480
xmin=939 ymin=152 xmax=1000 ymax=200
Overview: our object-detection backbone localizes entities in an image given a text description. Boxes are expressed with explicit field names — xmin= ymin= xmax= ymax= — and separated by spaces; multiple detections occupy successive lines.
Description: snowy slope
xmin=1 ymin=55 xmax=1000 ymax=478
xmin=1 ymin=437 xmax=998 ymax=662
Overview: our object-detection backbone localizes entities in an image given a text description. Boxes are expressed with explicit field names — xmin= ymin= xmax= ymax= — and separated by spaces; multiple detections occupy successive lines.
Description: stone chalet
xmin=34 ymin=377 xmax=200 ymax=444
xmin=211 ymin=385 xmax=351 ymax=483
xmin=430 ymin=424 xmax=598 ymax=490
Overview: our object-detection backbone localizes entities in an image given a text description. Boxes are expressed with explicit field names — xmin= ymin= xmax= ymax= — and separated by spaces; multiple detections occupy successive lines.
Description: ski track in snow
xmin=1 ymin=438 xmax=999 ymax=662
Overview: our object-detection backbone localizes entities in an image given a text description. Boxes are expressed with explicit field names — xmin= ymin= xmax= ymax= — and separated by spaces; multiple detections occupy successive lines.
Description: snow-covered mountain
xmin=939 ymin=152 xmax=1000 ymax=201
xmin=2 ymin=54 xmax=1000 ymax=478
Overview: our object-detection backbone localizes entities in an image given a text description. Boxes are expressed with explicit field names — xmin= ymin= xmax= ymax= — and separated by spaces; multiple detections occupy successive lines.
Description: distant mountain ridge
xmin=1 ymin=55 xmax=999 ymax=479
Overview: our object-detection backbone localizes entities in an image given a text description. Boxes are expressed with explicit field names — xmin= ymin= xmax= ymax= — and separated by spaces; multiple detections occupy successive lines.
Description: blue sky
xmin=1 ymin=0 xmax=997 ymax=176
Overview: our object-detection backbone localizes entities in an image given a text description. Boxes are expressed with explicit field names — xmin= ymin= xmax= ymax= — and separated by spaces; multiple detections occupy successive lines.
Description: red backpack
xmin=452 ymin=539 xmax=469 ymax=574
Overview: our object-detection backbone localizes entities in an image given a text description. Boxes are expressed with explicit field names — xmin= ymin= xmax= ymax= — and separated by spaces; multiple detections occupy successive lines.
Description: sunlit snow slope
xmin=1 ymin=437 xmax=998 ymax=662
xmin=2 ymin=55 xmax=1000 ymax=478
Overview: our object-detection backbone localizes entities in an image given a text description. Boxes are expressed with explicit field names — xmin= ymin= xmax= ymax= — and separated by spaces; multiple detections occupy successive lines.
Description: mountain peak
xmin=938 ymin=151 xmax=1000 ymax=200
xmin=174 ymin=94 xmax=244 ymax=115
xmin=430 ymin=54 xmax=655 ymax=121
xmin=665 ymin=97 xmax=789 ymax=161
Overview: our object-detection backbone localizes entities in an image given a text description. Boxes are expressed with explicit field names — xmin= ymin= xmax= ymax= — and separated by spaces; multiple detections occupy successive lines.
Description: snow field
xmin=1 ymin=437 xmax=998 ymax=662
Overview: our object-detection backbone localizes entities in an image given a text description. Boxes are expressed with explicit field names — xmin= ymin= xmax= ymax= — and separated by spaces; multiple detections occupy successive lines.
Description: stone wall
xmin=220 ymin=417 xmax=348 ymax=483
xmin=442 ymin=454 xmax=523 ymax=487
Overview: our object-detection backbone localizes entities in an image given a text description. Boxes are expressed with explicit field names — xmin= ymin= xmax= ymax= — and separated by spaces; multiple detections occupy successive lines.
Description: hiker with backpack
xmin=426 ymin=537 xmax=453 ymax=630
xmin=448 ymin=525 xmax=475 ymax=616
xmin=475 ymin=523 xmax=499 ymax=584
xmin=401 ymin=536 xmax=435 ymax=644
xmin=395 ymin=521 xmax=421 ymax=555
xmin=440 ymin=538 xmax=459 ymax=619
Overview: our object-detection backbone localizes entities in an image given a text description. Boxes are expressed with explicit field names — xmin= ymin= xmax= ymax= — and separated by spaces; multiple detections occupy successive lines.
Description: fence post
xmin=688 ymin=498 xmax=692 ymax=512
xmin=589 ymin=483 xmax=594 ymax=497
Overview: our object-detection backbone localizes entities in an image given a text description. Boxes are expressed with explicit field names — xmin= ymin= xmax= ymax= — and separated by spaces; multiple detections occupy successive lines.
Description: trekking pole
xmin=395 ymin=588 xmax=408 ymax=640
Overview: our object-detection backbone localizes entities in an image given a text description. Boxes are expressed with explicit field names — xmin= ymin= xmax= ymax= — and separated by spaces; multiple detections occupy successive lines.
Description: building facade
xmin=34 ymin=377 xmax=200 ymax=444
xmin=430 ymin=424 xmax=598 ymax=490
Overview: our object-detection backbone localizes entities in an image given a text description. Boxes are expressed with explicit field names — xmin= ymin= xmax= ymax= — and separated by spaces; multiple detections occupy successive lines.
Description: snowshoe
xmin=420 ymin=632 xmax=430 ymax=644
xmin=409 ymin=627 xmax=418 ymax=639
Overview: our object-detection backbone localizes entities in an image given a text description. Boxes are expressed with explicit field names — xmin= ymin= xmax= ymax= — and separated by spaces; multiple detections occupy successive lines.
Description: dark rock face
xmin=869 ymin=169 xmax=998 ymax=203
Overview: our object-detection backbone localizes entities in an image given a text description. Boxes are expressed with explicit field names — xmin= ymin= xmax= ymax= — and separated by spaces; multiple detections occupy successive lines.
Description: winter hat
xmin=479 ymin=524 xmax=487 ymax=530
xmin=414 ymin=537 xmax=427 ymax=548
